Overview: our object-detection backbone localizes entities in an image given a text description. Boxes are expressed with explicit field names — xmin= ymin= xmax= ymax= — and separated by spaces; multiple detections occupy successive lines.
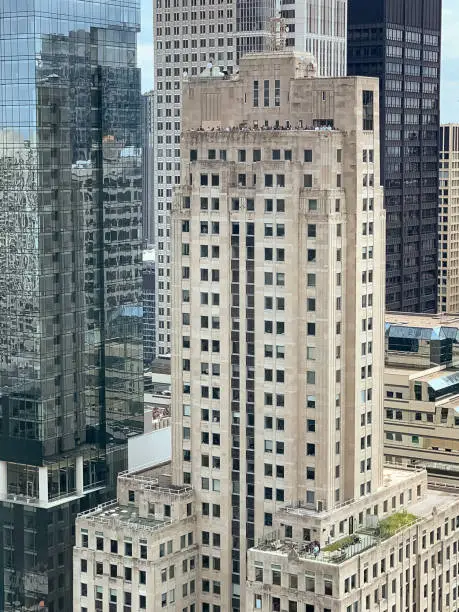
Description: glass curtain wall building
xmin=348 ymin=0 xmax=441 ymax=312
xmin=0 ymin=1 xmax=143 ymax=610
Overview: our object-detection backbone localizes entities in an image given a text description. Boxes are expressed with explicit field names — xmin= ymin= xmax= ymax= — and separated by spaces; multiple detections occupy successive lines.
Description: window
xmin=305 ymin=574 xmax=315 ymax=592
xmin=308 ymin=224 xmax=316 ymax=238
xmin=264 ymin=79 xmax=269 ymax=107
xmin=253 ymin=80 xmax=259 ymax=107
xmin=272 ymin=567 xmax=281 ymax=585
xmin=304 ymin=149 xmax=313 ymax=162
xmin=275 ymin=79 xmax=280 ymax=106
xmin=363 ymin=90 xmax=374 ymax=131
xmin=304 ymin=174 xmax=313 ymax=188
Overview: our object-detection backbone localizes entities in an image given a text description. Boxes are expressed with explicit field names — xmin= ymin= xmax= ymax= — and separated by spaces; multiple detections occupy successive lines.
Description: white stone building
xmin=170 ymin=50 xmax=384 ymax=610
xmin=246 ymin=467 xmax=459 ymax=612
xmin=74 ymin=469 xmax=197 ymax=612
xmin=74 ymin=49 xmax=459 ymax=612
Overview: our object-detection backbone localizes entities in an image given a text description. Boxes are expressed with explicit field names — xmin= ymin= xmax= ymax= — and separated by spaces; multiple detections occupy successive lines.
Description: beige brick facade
xmin=171 ymin=51 xmax=384 ymax=610
xmin=73 ymin=470 xmax=198 ymax=612
xmin=73 ymin=52 xmax=459 ymax=612
xmin=384 ymin=313 xmax=459 ymax=486
xmin=247 ymin=468 xmax=459 ymax=612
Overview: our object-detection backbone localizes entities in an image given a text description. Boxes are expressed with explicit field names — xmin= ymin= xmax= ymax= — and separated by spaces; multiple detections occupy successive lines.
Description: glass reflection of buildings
xmin=0 ymin=1 xmax=143 ymax=610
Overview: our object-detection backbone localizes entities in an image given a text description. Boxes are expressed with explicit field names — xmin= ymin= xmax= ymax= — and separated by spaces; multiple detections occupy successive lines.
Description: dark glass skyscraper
xmin=348 ymin=0 xmax=441 ymax=312
xmin=0 ymin=1 xmax=143 ymax=610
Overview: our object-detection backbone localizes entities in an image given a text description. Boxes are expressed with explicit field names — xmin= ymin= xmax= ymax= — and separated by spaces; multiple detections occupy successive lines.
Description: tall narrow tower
xmin=171 ymin=51 xmax=384 ymax=611
xmin=438 ymin=125 xmax=459 ymax=313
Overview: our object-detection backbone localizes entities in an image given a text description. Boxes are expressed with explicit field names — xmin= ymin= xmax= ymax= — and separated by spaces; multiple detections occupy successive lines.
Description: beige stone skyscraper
xmin=73 ymin=51 xmax=459 ymax=612
xmin=438 ymin=124 xmax=459 ymax=313
xmin=171 ymin=50 xmax=385 ymax=610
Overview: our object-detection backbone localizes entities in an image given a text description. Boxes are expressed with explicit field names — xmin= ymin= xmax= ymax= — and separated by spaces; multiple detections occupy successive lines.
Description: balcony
xmin=253 ymin=511 xmax=420 ymax=565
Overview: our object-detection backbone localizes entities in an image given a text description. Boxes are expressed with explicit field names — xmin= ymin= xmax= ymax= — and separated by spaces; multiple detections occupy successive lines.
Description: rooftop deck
xmin=77 ymin=500 xmax=172 ymax=534
xmin=187 ymin=123 xmax=340 ymax=135
xmin=254 ymin=531 xmax=379 ymax=565
xmin=253 ymin=484 xmax=459 ymax=565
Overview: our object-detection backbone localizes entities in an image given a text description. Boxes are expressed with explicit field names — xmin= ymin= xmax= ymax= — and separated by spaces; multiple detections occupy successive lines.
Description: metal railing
xmin=117 ymin=470 xmax=193 ymax=498
xmin=77 ymin=499 xmax=118 ymax=518
xmin=255 ymin=517 xmax=423 ymax=566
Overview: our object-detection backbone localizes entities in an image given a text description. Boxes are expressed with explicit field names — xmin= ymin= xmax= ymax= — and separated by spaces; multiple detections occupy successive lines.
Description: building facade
xmin=246 ymin=467 xmax=459 ymax=612
xmin=143 ymin=249 xmax=157 ymax=365
xmin=438 ymin=124 xmax=459 ymax=313
xmin=142 ymin=91 xmax=155 ymax=246
xmin=281 ymin=0 xmax=348 ymax=76
xmin=348 ymin=0 xmax=442 ymax=313
xmin=73 ymin=50 xmax=459 ymax=612
xmin=171 ymin=51 xmax=385 ymax=611
xmin=0 ymin=1 xmax=143 ymax=610
xmin=384 ymin=313 xmax=459 ymax=485
xmin=74 ymin=468 xmax=196 ymax=612
xmin=152 ymin=1 xmax=349 ymax=356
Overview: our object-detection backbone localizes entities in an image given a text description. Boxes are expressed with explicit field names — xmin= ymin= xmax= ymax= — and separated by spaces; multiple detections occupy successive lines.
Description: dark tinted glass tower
xmin=0 ymin=1 xmax=143 ymax=610
xmin=348 ymin=0 xmax=441 ymax=312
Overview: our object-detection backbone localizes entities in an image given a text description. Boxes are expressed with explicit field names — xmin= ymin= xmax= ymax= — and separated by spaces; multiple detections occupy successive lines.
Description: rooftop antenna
xmin=267 ymin=16 xmax=288 ymax=51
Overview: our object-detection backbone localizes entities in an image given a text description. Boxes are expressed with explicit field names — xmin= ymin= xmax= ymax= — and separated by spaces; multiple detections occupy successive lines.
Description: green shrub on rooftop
xmin=323 ymin=536 xmax=356 ymax=553
xmin=378 ymin=511 xmax=418 ymax=538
